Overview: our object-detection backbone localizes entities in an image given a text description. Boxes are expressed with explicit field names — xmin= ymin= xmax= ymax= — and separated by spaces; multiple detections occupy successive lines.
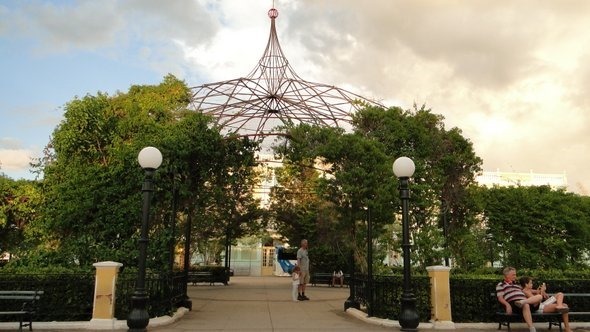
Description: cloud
xmin=0 ymin=138 xmax=23 ymax=150
xmin=0 ymin=1 xmax=123 ymax=53
xmin=0 ymin=149 xmax=35 ymax=172
xmin=0 ymin=0 xmax=218 ymax=78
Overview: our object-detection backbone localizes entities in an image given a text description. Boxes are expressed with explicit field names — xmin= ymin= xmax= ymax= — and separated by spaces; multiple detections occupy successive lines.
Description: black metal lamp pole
xmin=344 ymin=247 xmax=360 ymax=310
xmin=127 ymin=147 xmax=162 ymax=332
xmin=442 ymin=199 xmax=449 ymax=267
xmin=393 ymin=157 xmax=419 ymax=331
xmin=344 ymin=204 xmax=359 ymax=311
xmin=180 ymin=207 xmax=193 ymax=310
xmin=366 ymin=206 xmax=373 ymax=317
xmin=169 ymin=172 xmax=178 ymax=275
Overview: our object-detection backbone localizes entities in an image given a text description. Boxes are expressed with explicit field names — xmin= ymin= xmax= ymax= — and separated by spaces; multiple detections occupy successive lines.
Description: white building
xmin=476 ymin=170 xmax=567 ymax=190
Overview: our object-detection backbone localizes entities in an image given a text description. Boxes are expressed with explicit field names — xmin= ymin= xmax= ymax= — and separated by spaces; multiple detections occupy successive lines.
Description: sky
xmin=1 ymin=0 xmax=589 ymax=194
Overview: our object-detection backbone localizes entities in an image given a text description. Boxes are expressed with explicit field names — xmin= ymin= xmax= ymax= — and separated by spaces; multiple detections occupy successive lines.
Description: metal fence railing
xmin=348 ymin=274 xmax=431 ymax=321
xmin=0 ymin=271 xmax=187 ymax=322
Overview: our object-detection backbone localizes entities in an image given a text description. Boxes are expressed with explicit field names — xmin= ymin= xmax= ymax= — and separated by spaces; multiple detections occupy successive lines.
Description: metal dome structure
xmin=189 ymin=7 xmax=383 ymax=139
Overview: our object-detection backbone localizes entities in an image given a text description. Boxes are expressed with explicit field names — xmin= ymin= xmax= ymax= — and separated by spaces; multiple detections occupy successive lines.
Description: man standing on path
xmin=297 ymin=239 xmax=310 ymax=301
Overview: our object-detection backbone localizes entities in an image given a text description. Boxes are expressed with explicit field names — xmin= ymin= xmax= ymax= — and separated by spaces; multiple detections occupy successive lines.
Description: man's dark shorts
xmin=509 ymin=301 xmax=523 ymax=313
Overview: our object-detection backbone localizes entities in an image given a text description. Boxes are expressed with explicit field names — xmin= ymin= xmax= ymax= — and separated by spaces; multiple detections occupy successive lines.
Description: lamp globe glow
xmin=138 ymin=147 xmax=163 ymax=170
xmin=392 ymin=156 xmax=415 ymax=178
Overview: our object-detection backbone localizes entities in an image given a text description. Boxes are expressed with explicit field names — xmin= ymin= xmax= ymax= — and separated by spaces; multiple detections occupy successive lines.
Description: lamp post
xmin=344 ymin=202 xmax=360 ymax=311
xmin=127 ymin=147 xmax=162 ymax=332
xmin=441 ymin=199 xmax=449 ymax=267
xmin=169 ymin=170 xmax=178 ymax=275
xmin=180 ymin=207 xmax=193 ymax=310
xmin=485 ymin=232 xmax=494 ymax=267
xmin=366 ymin=206 xmax=373 ymax=317
xmin=393 ymin=156 xmax=419 ymax=331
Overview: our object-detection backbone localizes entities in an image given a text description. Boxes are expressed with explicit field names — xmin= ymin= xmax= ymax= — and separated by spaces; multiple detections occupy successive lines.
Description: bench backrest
xmin=0 ymin=291 xmax=43 ymax=312
xmin=0 ymin=290 xmax=44 ymax=300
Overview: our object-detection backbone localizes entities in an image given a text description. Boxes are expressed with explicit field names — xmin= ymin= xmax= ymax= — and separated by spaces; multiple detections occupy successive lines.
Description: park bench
xmin=492 ymin=292 xmax=590 ymax=332
xmin=0 ymin=290 xmax=43 ymax=331
xmin=187 ymin=271 xmax=228 ymax=285
xmin=311 ymin=272 xmax=333 ymax=286
xmin=310 ymin=272 xmax=349 ymax=287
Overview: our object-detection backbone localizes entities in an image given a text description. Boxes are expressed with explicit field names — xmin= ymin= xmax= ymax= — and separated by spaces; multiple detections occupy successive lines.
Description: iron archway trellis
xmin=188 ymin=7 xmax=383 ymax=140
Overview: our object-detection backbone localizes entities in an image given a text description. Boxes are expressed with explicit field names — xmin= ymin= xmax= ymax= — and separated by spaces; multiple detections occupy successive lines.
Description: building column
xmin=426 ymin=265 xmax=454 ymax=329
xmin=90 ymin=261 xmax=123 ymax=328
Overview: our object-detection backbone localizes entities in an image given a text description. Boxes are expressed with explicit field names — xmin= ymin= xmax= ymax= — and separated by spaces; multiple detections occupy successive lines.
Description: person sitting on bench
xmin=496 ymin=267 xmax=539 ymax=332
xmin=332 ymin=270 xmax=344 ymax=287
xmin=520 ymin=276 xmax=572 ymax=332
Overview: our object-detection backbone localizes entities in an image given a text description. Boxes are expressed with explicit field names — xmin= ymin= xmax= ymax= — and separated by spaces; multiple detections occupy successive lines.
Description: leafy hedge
xmin=0 ymin=268 xmax=94 ymax=322
xmin=0 ymin=266 xmax=180 ymax=322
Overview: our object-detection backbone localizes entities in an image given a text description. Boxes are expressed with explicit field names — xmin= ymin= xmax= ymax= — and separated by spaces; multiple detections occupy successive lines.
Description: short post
xmin=91 ymin=261 xmax=123 ymax=327
xmin=426 ymin=265 xmax=454 ymax=329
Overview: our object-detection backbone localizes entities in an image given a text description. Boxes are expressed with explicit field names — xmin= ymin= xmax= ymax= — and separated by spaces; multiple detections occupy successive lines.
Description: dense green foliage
xmin=3 ymin=75 xmax=262 ymax=270
xmin=472 ymin=185 xmax=590 ymax=269
xmin=268 ymin=105 xmax=590 ymax=272
xmin=0 ymin=268 xmax=94 ymax=322
xmin=0 ymin=176 xmax=42 ymax=261
xmin=270 ymin=105 xmax=483 ymax=272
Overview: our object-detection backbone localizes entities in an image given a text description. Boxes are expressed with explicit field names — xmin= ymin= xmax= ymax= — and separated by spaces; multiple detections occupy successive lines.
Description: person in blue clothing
xmin=297 ymin=239 xmax=310 ymax=301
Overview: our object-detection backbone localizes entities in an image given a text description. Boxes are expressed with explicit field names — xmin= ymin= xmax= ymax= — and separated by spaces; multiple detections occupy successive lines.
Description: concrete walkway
xmin=2 ymin=276 xmax=590 ymax=331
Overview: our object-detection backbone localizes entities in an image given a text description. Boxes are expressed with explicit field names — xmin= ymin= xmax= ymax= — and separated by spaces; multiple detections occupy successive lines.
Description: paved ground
xmin=151 ymin=276 xmax=389 ymax=331
xmin=2 ymin=276 xmax=590 ymax=331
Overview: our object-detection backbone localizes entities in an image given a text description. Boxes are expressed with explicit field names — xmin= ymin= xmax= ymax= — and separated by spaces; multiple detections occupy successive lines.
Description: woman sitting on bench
xmin=520 ymin=276 xmax=572 ymax=332
xmin=332 ymin=270 xmax=344 ymax=287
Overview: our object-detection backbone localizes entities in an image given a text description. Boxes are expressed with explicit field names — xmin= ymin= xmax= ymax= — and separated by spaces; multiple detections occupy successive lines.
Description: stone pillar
xmin=91 ymin=261 xmax=123 ymax=324
xmin=426 ymin=265 xmax=454 ymax=329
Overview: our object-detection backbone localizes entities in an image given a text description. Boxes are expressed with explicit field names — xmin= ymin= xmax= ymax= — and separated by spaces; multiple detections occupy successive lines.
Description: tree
xmin=269 ymin=104 xmax=483 ymax=270
xmin=0 ymin=176 xmax=42 ymax=261
xmin=269 ymin=147 xmax=350 ymax=272
xmin=15 ymin=75 xmax=263 ymax=270
xmin=352 ymin=104 xmax=482 ymax=267
xmin=271 ymin=123 xmax=398 ymax=273
xmin=476 ymin=185 xmax=590 ymax=269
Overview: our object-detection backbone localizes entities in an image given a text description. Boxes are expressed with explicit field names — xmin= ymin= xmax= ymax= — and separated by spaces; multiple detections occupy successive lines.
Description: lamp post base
xmin=180 ymin=297 xmax=193 ymax=311
xmin=399 ymin=295 xmax=419 ymax=331
xmin=126 ymin=294 xmax=149 ymax=331
xmin=344 ymin=297 xmax=360 ymax=311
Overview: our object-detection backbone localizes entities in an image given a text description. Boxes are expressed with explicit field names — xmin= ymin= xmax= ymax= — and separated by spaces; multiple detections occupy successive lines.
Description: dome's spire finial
xmin=268 ymin=0 xmax=278 ymax=19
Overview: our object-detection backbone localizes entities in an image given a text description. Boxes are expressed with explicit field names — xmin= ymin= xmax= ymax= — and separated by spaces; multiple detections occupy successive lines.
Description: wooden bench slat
xmin=0 ymin=295 xmax=40 ymax=300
